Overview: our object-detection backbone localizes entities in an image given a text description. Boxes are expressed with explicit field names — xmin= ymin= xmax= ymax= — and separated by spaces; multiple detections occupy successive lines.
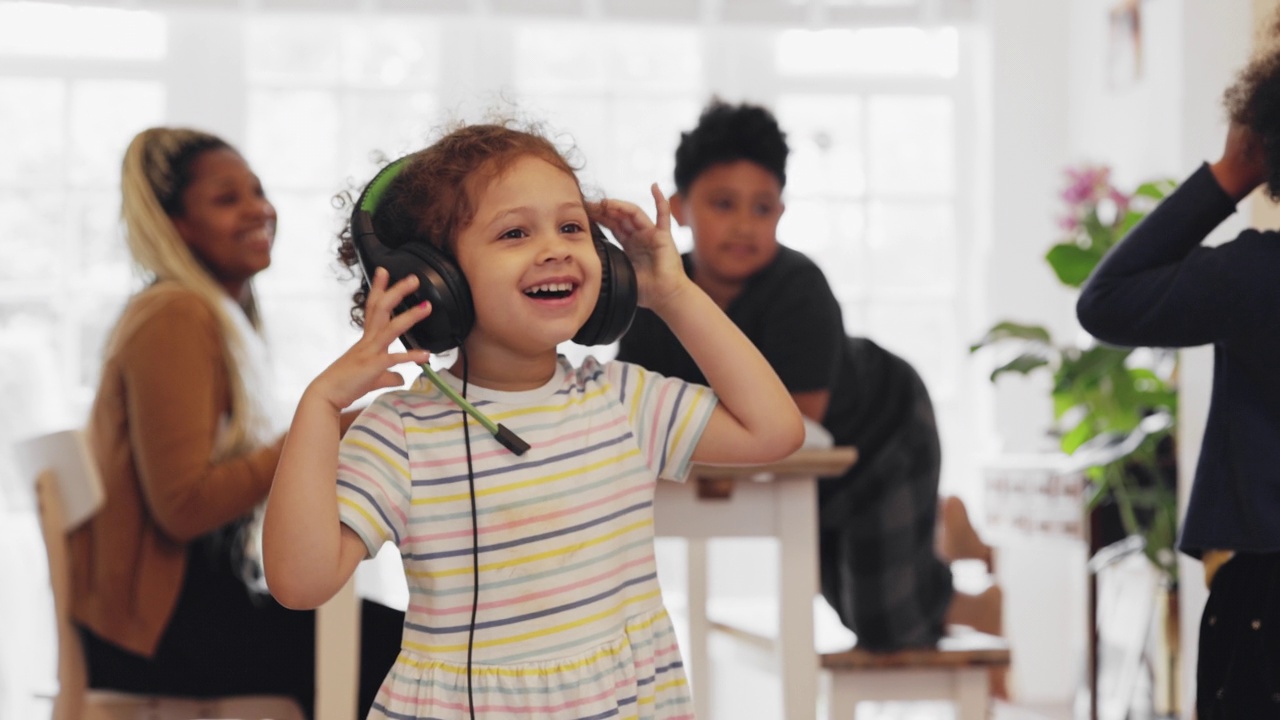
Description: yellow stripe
xmin=627 ymin=371 xmax=648 ymax=426
xmin=407 ymin=518 xmax=652 ymax=580
xmin=408 ymin=386 xmax=610 ymax=435
xmin=395 ymin=641 xmax=625 ymax=676
xmin=665 ymin=385 xmax=704 ymax=463
xmin=338 ymin=496 xmax=386 ymax=536
xmin=394 ymin=609 xmax=668 ymax=676
xmin=346 ymin=438 xmax=409 ymax=479
xmin=413 ymin=448 xmax=640 ymax=505
xmin=403 ymin=589 xmax=662 ymax=654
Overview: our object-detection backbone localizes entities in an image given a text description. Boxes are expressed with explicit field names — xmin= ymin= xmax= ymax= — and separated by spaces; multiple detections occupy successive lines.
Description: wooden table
xmin=657 ymin=447 xmax=857 ymax=720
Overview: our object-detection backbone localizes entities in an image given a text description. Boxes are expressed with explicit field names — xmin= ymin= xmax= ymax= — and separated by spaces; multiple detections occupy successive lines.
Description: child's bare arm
xmin=262 ymin=269 xmax=432 ymax=609
xmin=595 ymin=187 xmax=804 ymax=465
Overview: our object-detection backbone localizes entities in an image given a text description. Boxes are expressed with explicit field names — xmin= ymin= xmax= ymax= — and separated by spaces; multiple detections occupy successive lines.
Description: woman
xmin=69 ymin=127 xmax=401 ymax=718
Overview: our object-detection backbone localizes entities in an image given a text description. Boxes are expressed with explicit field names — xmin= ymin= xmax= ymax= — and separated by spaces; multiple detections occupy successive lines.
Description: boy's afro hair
xmin=673 ymin=98 xmax=789 ymax=194
xmin=1224 ymin=17 xmax=1280 ymax=199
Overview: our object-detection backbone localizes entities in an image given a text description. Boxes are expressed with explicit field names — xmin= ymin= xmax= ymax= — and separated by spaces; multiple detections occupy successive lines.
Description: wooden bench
xmin=705 ymin=597 xmax=1009 ymax=719
xmin=821 ymin=627 xmax=1010 ymax=720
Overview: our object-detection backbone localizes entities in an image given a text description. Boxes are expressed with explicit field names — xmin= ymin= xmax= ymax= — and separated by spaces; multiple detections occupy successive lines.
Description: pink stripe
xmin=383 ymin=675 xmax=633 ymax=713
xmin=404 ymin=477 xmax=646 ymax=544
xmin=363 ymin=409 xmax=402 ymax=433
xmin=415 ymin=556 xmax=652 ymax=616
xmin=338 ymin=463 xmax=408 ymax=525
xmin=645 ymin=381 xmax=673 ymax=469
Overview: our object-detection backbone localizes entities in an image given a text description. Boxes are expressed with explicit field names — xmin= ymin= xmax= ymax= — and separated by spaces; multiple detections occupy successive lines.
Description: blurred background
xmin=0 ymin=0 xmax=1269 ymax=717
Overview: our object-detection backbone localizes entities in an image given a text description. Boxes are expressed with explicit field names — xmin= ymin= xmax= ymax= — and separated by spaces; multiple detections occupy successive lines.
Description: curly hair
xmin=673 ymin=98 xmax=789 ymax=195
xmin=336 ymin=122 xmax=583 ymax=328
xmin=1224 ymin=33 xmax=1280 ymax=199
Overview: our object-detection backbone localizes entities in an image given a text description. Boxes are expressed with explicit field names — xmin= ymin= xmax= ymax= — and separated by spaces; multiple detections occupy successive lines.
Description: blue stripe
xmin=348 ymin=423 xmax=409 ymax=460
xmin=409 ymin=500 xmax=651 ymax=560
xmin=406 ymin=572 xmax=657 ymax=635
xmin=337 ymin=479 xmax=401 ymax=545
xmin=412 ymin=432 xmax=632 ymax=487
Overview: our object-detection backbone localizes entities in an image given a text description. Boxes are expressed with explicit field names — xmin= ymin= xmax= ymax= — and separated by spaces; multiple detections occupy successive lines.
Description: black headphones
xmin=350 ymin=154 xmax=638 ymax=354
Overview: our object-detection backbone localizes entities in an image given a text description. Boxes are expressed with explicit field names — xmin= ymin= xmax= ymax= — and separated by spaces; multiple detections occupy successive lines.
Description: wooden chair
xmin=819 ymin=627 xmax=1011 ymax=720
xmin=23 ymin=429 xmax=304 ymax=720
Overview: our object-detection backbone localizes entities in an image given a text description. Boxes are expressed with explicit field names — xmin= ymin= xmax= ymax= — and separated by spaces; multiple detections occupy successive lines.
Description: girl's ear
xmin=669 ymin=193 xmax=688 ymax=227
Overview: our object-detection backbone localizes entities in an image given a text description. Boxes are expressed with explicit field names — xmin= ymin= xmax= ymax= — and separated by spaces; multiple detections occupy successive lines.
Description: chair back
xmin=15 ymin=429 xmax=104 ymax=532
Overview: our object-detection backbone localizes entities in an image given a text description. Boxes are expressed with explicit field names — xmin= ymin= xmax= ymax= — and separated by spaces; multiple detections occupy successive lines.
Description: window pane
xmin=340 ymin=91 xmax=437 ymax=182
xmin=776 ymin=27 xmax=958 ymax=77
xmin=865 ymin=201 xmax=956 ymax=291
xmin=246 ymin=16 xmax=343 ymax=84
xmin=340 ymin=20 xmax=440 ymax=87
xmin=69 ymin=80 xmax=165 ymax=187
xmin=256 ymin=191 xmax=349 ymax=297
xmin=776 ymin=94 xmax=865 ymax=198
xmin=0 ymin=191 xmax=66 ymax=286
xmin=68 ymin=190 xmax=132 ymax=289
xmin=610 ymin=97 xmax=700 ymax=199
xmin=866 ymin=301 xmax=958 ymax=397
xmin=779 ymin=199 xmax=867 ymax=294
xmin=248 ymin=89 xmax=340 ymax=190
xmin=867 ymin=95 xmax=953 ymax=196
xmin=515 ymin=24 xmax=700 ymax=93
xmin=0 ymin=78 xmax=64 ymax=187
xmin=0 ymin=3 xmax=165 ymax=60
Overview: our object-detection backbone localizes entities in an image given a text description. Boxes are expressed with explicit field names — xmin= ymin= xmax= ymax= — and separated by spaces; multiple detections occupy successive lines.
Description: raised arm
xmin=262 ymin=269 xmax=432 ymax=609
xmin=1076 ymin=123 xmax=1270 ymax=347
xmin=595 ymin=186 xmax=804 ymax=465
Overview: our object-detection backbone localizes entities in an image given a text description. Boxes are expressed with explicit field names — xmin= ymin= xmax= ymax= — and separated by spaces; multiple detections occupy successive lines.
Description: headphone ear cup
xmin=390 ymin=242 xmax=474 ymax=353
xmin=573 ymin=232 xmax=637 ymax=346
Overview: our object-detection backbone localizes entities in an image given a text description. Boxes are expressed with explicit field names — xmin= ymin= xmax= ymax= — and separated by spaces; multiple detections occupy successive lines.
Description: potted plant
xmin=972 ymin=164 xmax=1179 ymax=578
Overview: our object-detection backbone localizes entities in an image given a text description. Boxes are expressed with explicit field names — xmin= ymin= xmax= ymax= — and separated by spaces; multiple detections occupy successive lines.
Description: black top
xmin=1076 ymin=163 xmax=1280 ymax=557
xmin=617 ymin=245 xmax=852 ymax=427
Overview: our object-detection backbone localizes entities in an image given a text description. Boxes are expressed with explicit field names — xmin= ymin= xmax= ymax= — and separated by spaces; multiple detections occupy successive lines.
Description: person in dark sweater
xmin=617 ymin=99 xmax=1002 ymax=653
xmin=1076 ymin=51 xmax=1280 ymax=719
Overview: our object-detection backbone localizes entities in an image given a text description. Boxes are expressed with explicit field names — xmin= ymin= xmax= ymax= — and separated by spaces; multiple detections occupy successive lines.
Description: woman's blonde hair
xmin=120 ymin=127 xmax=267 ymax=459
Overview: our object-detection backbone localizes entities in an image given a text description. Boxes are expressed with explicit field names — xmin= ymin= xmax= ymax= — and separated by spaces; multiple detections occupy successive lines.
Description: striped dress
xmin=337 ymin=356 xmax=717 ymax=720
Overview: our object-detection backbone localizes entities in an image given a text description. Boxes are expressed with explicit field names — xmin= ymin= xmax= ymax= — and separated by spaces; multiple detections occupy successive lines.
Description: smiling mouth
xmin=523 ymin=281 xmax=578 ymax=300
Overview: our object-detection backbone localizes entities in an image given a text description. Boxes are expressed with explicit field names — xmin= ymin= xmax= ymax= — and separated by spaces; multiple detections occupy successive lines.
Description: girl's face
xmin=453 ymin=155 xmax=601 ymax=357
xmin=672 ymin=159 xmax=784 ymax=288
xmin=171 ymin=147 xmax=276 ymax=299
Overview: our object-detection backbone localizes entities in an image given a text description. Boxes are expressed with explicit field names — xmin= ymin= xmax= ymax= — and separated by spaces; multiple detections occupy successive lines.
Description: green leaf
xmin=990 ymin=353 xmax=1050 ymax=381
xmin=969 ymin=321 xmax=1053 ymax=352
xmin=1046 ymin=243 xmax=1103 ymax=287
xmin=1133 ymin=178 xmax=1177 ymax=200
xmin=1061 ymin=416 xmax=1095 ymax=454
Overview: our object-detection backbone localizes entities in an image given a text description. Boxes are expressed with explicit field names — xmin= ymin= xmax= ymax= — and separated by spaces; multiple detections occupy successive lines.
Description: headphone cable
xmin=461 ymin=346 xmax=479 ymax=720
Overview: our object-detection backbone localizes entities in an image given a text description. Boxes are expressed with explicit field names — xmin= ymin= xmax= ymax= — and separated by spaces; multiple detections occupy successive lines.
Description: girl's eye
xmin=561 ymin=222 xmax=584 ymax=234
xmin=214 ymin=193 xmax=238 ymax=206
xmin=500 ymin=228 xmax=527 ymax=240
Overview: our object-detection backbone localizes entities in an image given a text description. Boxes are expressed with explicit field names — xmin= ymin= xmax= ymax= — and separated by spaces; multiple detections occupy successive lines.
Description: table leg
xmin=315 ymin=578 xmax=360 ymax=720
xmin=686 ymin=537 xmax=711 ymax=719
xmin=777 ymin=478 xmax=819 ymax=720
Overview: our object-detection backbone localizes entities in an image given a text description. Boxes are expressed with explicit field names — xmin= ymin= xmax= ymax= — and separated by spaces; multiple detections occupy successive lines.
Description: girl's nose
xmin=535 ymin=231 xmax=573 ymax=263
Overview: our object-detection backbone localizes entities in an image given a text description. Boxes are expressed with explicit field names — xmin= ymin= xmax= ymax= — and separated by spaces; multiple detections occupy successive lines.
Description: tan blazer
xmin=70 ymin=284 xmax=282 ymax=657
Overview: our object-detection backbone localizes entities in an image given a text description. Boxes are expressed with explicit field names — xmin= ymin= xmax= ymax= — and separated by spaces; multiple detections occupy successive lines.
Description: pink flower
xmin=1060 ymin=165 xmax=1113 ymax=207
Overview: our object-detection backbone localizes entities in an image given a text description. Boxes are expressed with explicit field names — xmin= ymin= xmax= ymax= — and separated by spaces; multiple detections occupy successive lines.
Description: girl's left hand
xmin=591 ymin=184 xmax=690 ymax=312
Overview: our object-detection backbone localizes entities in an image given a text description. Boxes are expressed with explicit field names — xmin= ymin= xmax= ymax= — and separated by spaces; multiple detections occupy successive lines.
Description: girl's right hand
xmin=306 ymin=268 xmax=433 ymax=413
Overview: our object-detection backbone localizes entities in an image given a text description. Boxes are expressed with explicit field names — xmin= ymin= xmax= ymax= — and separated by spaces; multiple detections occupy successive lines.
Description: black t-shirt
xmin=617 ymin=245 xmax=856 ymax=441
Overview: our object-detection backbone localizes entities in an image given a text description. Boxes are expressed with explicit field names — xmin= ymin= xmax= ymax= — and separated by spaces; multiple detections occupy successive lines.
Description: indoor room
xmin=0 ymin=0 xmax=1273 ymax=718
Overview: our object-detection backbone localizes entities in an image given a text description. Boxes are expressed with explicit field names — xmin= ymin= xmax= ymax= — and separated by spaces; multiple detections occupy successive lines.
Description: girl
xmin=262 ymin=123 xmax=804 ymax=719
